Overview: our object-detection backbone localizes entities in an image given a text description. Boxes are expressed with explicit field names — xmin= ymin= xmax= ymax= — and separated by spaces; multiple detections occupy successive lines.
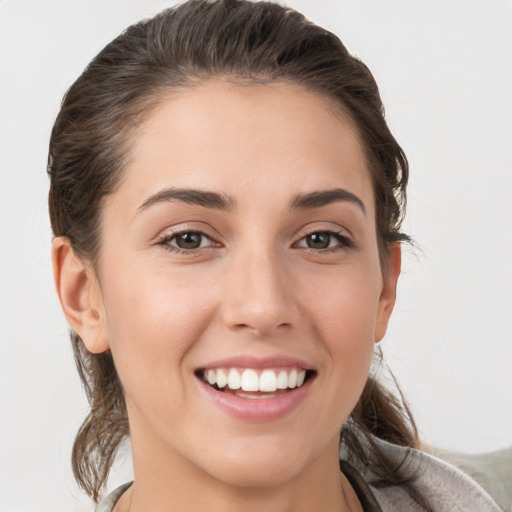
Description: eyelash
xmin=156 ymin=229 xmax=353 ymax=255
xmin=294 ymin=230 xmax=354 ymax=253
xmin=155 ymin=230 xmax=218 ymax=255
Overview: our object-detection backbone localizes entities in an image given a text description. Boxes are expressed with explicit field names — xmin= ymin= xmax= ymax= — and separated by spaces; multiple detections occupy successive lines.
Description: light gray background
xmin=1 ymin=0 xmax=511 ymax=510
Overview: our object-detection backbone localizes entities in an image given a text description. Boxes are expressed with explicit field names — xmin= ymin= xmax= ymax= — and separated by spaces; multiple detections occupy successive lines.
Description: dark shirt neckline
xmin=339 ymin=460 xmax=383 ymax=512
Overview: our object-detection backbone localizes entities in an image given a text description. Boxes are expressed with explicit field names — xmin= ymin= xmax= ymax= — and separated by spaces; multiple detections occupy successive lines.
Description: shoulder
xmin=353 ymin=438 xmax=505 ymax=512
xmin=425 ymin=445 xmax=512 ymax=512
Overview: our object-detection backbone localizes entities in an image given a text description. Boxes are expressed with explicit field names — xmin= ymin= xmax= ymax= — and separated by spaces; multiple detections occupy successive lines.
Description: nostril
xmin=232 ymin=321 xmax=290 ymax=330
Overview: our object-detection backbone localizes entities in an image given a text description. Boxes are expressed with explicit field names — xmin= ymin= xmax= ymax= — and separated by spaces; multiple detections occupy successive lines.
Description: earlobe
xmin=52 ymin=237 xmax=110 ymax=354
xmin=374 ymin=243 xmax=401 ymax=343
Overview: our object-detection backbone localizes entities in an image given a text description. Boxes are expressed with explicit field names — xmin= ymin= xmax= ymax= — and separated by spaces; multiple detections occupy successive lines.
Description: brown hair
xmin=48 ymin=0 xmax=426 ymax=506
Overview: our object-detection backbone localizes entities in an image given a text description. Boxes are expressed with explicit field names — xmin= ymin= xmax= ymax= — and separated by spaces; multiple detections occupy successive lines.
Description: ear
xmin=52 ymin=237 xmax=110 ymax=353
xmin=374 ymin=243 xmax=401 ymax=343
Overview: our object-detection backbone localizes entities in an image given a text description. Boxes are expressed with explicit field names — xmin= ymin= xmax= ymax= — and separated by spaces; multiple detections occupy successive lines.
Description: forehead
xmin=118 ymin=80 xmax=373 ymax=213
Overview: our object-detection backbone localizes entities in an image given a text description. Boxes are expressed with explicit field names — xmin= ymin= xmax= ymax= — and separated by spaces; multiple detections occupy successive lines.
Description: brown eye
xmin=174 ymin=232 xmax=204 ymax=249
xmin=305 ymin=232 xmax=332 ymax=249
xmin=158 ymin=231 xmax=216 ymax=252
xmin=294 ymin=230 xmax=352 ymax=251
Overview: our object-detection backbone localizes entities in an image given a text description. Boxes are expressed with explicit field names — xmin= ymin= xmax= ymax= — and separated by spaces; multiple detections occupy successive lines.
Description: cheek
xmin=305 ymin=260 xmax=380 ymax=320
xmin=100 ymin=262 xmax=218 ymax=387
xmin=301 ymin=265 xmax=380 ymax=368
xmin=292 ymin=269 xmax=379 ymax=434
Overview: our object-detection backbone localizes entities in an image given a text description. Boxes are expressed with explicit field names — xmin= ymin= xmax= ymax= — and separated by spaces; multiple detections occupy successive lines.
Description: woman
xmin=48 ymin=1 xmax=503 ymax=510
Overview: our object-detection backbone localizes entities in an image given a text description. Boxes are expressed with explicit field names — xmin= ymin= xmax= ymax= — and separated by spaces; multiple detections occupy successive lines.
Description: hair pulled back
xmin=48 ymin=0 xmax=423 ymax=505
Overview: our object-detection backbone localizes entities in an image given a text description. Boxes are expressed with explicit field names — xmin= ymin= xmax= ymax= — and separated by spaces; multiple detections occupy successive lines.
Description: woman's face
xmin=86 ymin=81 xmax=399 ymax=488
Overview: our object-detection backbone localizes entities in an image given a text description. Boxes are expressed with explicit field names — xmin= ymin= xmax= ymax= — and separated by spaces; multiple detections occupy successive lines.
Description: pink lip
xmin=199 ymin=355 xmax=314 ymax=371
xmin=196 ymin=373 xmax=315 ymax=423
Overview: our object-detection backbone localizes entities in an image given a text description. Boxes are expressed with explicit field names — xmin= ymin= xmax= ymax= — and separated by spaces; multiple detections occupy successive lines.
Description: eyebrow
xmin=289 ymin=188 xmax=366 ymax=215
xmin=138 ymin=187 xmax=236 ymax=212
xmin=138 ymin=186 xmax=366 ymax=216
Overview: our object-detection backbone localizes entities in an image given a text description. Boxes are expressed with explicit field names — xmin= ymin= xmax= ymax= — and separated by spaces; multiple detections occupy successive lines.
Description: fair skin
xmin=53 ymin=81 xmax=400 ymax=512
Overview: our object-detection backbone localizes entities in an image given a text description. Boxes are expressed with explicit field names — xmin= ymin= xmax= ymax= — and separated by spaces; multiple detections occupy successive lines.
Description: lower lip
xmin=197 ymin=377 xmax=314 ymax=422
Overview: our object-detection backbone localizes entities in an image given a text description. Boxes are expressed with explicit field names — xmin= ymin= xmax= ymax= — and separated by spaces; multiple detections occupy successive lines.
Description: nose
xmin=221 ymin=245 xmax=299 ymax=336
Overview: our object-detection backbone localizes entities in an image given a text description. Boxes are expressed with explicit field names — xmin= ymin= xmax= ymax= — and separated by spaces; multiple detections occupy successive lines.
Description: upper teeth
xmin=203 ymin=368 xmax=306 ymax=392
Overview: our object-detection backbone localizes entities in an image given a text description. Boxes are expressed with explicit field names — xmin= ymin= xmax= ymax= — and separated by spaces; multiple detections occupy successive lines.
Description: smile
xmin=195 ymin=359 xmax=317 ymax=420
xmin=198 ymin=367 xmax=312 ymax=397
xmin=195 ymin=356 xmax=317 ymax=420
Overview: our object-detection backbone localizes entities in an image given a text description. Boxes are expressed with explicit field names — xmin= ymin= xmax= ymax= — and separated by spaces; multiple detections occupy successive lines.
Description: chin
xmin=202 ymin=435 xmax=314 ymax=488
xmin=210 ymin=459 xmax=304 ymax=489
